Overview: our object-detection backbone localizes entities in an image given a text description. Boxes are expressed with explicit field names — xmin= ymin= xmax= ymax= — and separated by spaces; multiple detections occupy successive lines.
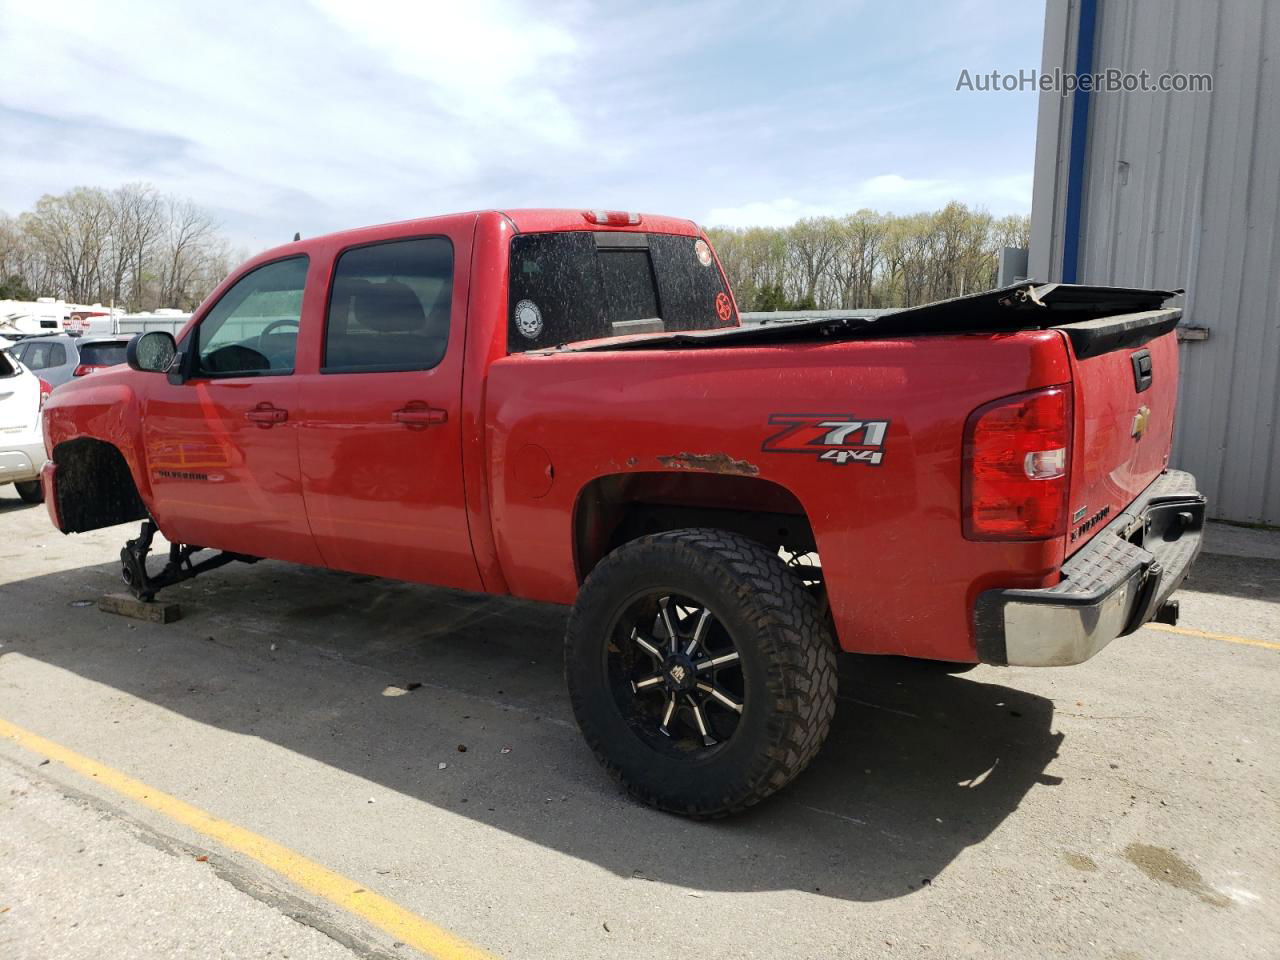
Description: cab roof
xmin=263 ymin=209 xmax=700 ymax=260
xmin=498 ymin=209 xmax=699 ymax=236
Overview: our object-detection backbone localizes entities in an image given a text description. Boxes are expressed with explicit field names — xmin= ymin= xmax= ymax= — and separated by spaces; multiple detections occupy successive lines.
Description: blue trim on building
xmin=1061 ymin=0 xmax=1098 ymax=283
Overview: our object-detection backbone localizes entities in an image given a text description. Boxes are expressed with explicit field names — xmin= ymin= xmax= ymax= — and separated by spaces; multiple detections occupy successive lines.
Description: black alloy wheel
xmin=566 ymin=528 xmax=838 ymax=818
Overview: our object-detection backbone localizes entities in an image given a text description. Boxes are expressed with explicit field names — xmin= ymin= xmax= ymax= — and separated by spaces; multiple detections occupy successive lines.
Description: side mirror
xmin=126 ymin=331 xmax=178 ymax=374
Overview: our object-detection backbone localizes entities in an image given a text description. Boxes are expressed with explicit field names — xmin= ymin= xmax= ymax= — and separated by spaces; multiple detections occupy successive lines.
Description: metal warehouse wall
xmin=1029 ymin=0 xmax=1280 ymax=525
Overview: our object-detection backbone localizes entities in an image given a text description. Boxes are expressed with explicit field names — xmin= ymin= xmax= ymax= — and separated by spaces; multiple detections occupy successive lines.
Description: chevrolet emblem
xmin=1131 ymin=405 xmax=1151 ymax=439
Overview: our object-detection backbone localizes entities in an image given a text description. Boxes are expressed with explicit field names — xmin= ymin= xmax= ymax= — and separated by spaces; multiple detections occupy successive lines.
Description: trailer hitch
xmin=120 ymin=520 xmax=258 ymax=602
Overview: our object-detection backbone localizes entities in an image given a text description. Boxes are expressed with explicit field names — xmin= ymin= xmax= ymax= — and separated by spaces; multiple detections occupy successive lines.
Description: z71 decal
xmin=762 ymin=414 xmax=890 ymax=466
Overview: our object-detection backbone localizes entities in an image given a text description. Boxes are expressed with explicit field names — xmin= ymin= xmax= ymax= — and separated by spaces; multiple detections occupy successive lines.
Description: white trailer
xmin=113 ymin=309 xmax=192 ymax=338
xmin=0 ymin=298 xmax=71 ymax=339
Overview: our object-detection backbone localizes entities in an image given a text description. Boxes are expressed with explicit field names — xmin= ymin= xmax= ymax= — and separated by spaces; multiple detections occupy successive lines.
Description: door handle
xmin=392 ymin=403 xmax=447 ymax=428
xmin=244 ymin=403 xmax=288 ymax=427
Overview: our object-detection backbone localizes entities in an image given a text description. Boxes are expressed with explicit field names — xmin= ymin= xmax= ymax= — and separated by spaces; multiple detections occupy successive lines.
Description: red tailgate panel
xmin=1064 ymin=329 xmax=1179 ymax=555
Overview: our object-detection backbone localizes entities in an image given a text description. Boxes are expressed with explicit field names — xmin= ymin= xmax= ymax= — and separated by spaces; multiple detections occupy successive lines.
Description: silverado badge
xmin=763 ymin=414 xmax=890 ymax=466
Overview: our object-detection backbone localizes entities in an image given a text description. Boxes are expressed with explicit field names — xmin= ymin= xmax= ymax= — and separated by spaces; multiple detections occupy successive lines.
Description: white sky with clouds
xmin=0 ymin=0 xmax=1045 ymax=250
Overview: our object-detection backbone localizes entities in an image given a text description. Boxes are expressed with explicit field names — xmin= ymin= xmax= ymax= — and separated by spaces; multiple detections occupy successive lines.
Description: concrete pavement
xmin=1 ymin=488 xmax=1277 ymax=959
xmin=0 ymin=763 xmax=363 ymax=960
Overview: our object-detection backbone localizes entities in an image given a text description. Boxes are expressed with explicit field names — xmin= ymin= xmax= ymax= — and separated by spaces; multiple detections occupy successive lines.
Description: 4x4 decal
xmin=762 ymin=413 xmax=890 ymax=466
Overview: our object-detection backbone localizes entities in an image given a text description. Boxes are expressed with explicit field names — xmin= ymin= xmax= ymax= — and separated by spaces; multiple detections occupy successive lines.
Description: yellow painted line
xmin=1145 ymin=622 xmax=1280 ymax=651
xmin=0 ymin=716 xmax=497 ymax=960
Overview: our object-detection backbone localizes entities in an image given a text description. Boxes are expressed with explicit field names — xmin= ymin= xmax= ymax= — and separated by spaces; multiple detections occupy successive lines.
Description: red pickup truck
xmin=40 ymin=209 xmax=1205 ymax=817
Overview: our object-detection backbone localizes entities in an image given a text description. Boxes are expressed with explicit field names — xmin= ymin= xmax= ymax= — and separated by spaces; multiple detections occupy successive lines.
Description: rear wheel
xmin=14 ymin=480 xmax=43 ymax=504
xmin=565 ymin=529 xmax=838 ymax=818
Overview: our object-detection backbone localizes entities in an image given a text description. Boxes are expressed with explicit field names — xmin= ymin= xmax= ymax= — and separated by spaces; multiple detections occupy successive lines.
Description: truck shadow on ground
xmin=6 ymin=554 xmax=1066 ymax=903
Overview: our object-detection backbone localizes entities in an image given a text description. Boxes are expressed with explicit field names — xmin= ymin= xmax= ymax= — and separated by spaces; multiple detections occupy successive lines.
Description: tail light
xmin=38 ymin=378 xmax=53 ymax=410
xmin=963 ymin=385 xmax=1072 ymax=540
xmin=582 ymin=210 xmax=642 ymax=226
xmin=72 ymin=363 xmax=97 ymax=377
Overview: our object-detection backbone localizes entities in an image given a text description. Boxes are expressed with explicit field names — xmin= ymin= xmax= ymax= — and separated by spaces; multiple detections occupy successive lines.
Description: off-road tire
xmin=565 ymin=528 xmax=838 ymax=818
xmin=14 ymin=480 xmax=43 ymax=504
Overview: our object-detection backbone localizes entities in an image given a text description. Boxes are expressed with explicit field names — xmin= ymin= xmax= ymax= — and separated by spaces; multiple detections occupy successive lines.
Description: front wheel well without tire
xmin=51 ymin=438 xmax=146 ymax=532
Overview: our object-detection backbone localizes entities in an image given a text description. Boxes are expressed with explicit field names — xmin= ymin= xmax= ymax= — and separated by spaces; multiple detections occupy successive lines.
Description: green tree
xmin=0 ymin=273 xmax=33 ymax=300
xmin=710 ymin=202 xmax=1031 ymax=311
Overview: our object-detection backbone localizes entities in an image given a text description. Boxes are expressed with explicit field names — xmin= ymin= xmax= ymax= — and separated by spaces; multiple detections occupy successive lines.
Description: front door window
xmin=195 ymin=256 xmax=309 ymax=376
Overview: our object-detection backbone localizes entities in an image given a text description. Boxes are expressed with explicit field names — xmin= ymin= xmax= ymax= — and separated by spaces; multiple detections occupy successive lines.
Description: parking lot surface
xmin=1 ymin=489 xmax=1277 ymax=959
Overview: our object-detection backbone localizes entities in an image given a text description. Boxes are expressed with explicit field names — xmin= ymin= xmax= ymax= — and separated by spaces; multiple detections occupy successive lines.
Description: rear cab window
xmin=507 ymin=231 xmax=736 ymax=352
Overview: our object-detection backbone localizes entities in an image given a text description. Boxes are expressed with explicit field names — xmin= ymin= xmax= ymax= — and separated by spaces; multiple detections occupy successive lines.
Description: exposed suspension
xmin=120 ymin=520 xmax=258 ymax=602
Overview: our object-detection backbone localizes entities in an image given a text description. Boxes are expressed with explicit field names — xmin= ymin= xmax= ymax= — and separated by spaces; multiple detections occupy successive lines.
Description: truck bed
xmin=490 ymin=282 xmax=1185 ymax=663
xmin=539 ymin=282 xmax=1181 ymax=352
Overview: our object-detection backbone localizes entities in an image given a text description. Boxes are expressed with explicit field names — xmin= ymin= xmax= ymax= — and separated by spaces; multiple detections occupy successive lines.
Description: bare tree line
xmin=0 ymin=183 xmax=238 ymax=311
xmin=1 ymin=188 xmax=1029 ymax=315
xmin=708 ymin=202 xmax=1031 ymax=312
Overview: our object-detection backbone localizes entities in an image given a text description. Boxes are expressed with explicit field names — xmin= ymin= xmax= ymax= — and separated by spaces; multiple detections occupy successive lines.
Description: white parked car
xmin=0 ymin=347 xmax=51 ymax=503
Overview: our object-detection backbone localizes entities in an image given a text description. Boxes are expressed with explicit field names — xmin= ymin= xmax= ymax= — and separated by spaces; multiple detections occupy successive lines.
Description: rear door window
xmin=507 ymin=231 xmax=735 ymax=352
xmin=22 ymin=343 xmax=46 ymax=368
xmin=19 ymin=341 xmax=64 ymax=370
xmin=323 ymin=238 xmax=453 ymax=373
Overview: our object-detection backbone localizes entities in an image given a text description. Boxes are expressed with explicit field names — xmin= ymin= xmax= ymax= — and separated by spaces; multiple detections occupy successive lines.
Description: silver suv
xmin=7 ymin=334 xmax=131 ymax=388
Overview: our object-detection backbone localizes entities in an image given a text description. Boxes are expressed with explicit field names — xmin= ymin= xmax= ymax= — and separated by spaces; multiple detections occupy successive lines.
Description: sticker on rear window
xmin=715 ymin=292 xmax=733 ymax=324
xmin=694 ymin=238 xmax=713 ymax=267
xmin=762 ymin=414 xmax=890 ymax=466
xmin=514 ymin=299 xmax=543 ymax=340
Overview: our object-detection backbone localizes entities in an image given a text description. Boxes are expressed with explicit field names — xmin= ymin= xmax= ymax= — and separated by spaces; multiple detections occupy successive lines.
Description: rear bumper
xmin=975 ymin=470 xmax=1205 ymax=666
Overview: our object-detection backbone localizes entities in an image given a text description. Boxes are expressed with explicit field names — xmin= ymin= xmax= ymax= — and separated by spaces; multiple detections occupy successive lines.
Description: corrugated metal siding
xmin=1030 ymin=0 xmax=1280 ymax=524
